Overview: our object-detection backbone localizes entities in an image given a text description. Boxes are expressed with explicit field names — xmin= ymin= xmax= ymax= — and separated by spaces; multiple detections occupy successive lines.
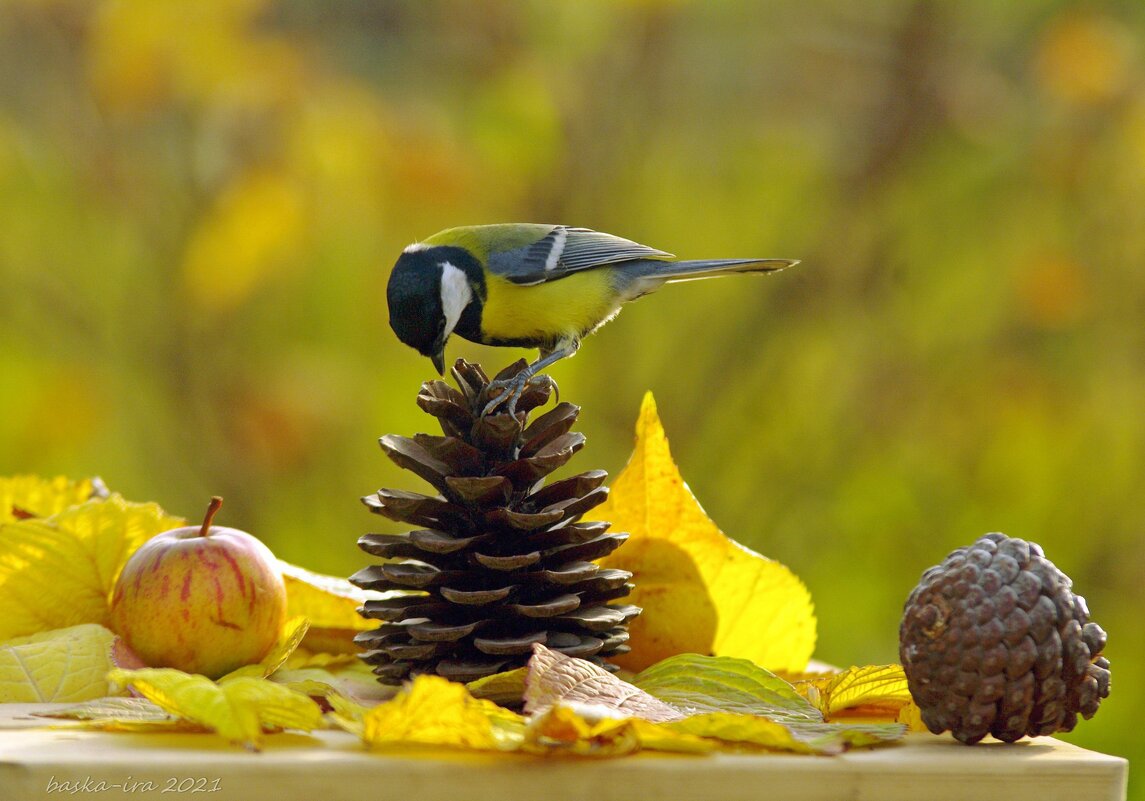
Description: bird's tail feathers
xmin=651 ymin=257 xmax=798 ymax=283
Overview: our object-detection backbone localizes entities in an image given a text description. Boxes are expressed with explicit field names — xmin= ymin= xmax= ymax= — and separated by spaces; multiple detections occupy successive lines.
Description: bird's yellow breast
xmin=479 ymin=270 xmax=620 ymax=346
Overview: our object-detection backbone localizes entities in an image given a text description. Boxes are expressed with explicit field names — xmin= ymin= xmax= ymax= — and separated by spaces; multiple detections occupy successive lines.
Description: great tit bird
xmin=387 ymin=223 xmax=797 ymax=412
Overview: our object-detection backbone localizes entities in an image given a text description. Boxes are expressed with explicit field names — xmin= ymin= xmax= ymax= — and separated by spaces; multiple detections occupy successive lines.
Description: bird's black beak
xmin=431 ymin=346 xmax=446 ymax=376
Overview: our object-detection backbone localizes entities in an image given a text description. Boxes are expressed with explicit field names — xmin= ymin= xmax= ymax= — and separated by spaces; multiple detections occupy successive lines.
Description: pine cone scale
xmin=525 ymin=470 xmax=609 ymax=508
xmin=471 ymin=551 xmax=541 ymax=570
xmin=439 ymin=585 xmax=515 ymax=605
xmin=378 ymin=435 xmax=455 ymax=493
xmin=444 ymin=476 xmax=513 ymax=505
xmin=504 ymin=593 xmax=581 ymax=618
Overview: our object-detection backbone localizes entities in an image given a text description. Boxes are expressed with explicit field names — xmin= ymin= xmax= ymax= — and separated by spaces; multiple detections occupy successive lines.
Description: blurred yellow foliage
xmin=89 ymin=0 xmax=299 ymax=112
xmin=181 ymin=169 xmax=308 ymax=311
xmin=1013 ymin=254 xmax=1091 ymax=329
xmin=1034 ymin=10 xmax=1134 ymax=107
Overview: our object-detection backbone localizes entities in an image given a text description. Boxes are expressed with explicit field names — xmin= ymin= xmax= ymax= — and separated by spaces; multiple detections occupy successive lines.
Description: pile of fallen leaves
xmin=0 ymin=394 xmax=919 ymax=755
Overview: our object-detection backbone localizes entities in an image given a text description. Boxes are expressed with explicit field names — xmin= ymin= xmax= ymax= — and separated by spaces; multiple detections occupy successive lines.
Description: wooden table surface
xmin=0 ymin=703 xmax=1128 ymax=801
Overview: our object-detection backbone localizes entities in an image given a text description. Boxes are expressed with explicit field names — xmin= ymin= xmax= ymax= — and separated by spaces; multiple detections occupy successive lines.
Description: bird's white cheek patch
xmin=439 ymin=261 xmax=473 ymax=339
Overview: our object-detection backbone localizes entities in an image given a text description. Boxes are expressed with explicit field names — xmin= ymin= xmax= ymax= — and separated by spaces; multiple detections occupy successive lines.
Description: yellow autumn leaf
xmin=356 ymin=675 xmax=522 ymax=751
xmin=280 ymin=560 xmax=396 ymax=654
xmin=466 ymin=667 xmax=528 ymax=706
xmin=0 ymin=475 xmax=101 ymax=523
xmin=220 ymin=616 xmax=311 ymax=680
xmin=0 ymin=496 xmax=184 ymax=640
xmin=794 ymin=664 xmax=913 ymax=719
xmin=108 ymin=668 xmax=324 ymax=750
xmin=896 ymin=698 xmax=928 ymax=732
xmin=284 ymin=649 xmax=362 ymax=670
xmin=274 ymin=645 xmax=396 ymax=704
xmin=523 ymin=704 xmax=712 ymax=756
xmin=589 ymin=393 xmax=816 ymax=672
xmin=0 ymin=624 xmax=117 ymax=703
xmin=279 ymin=560 xmax=379 ymax=632
xmin=270 ymin=661 xmax=395 ymax=706
xmin=34 ymin=697 xmax=188 ymax=733
xmin=666 ymin=711 xmax=813 ymax=752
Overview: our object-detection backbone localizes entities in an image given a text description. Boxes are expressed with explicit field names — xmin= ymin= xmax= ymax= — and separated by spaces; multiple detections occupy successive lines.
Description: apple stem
xmin=200 ymin=496 xmax=223 ymax=537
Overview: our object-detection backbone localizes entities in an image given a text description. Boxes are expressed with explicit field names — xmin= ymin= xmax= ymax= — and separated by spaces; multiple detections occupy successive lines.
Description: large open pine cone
xmin=352 ymin=360 xmax=640 ymax=685
xmin=900 ymin=532 xmax=1110 ymax=744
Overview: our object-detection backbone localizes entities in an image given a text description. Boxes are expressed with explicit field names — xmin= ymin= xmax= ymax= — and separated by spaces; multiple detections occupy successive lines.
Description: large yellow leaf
xmin=0 ymin=624 xmax=117 ymax=703
xmin=0 ymin=496 xmax=184 ymax=640
xmin=108 ymin=668 xmax=324 ymax=750
xmin=0 ymin=475 xmax=100 ymax=523
xmin=589 ymin=393 xmax=816 ymax=671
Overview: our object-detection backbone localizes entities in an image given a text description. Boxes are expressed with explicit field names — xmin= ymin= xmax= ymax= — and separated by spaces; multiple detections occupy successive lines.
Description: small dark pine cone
xmin=899 ymin=532 xmax=1110 ymax=744
xmin=351 ymin=359 xmax=640 ymax=687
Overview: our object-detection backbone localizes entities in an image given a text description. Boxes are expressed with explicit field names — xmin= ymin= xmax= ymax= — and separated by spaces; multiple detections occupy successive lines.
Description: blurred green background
xmin=1 ymin=0 xmax=1141 ymax=786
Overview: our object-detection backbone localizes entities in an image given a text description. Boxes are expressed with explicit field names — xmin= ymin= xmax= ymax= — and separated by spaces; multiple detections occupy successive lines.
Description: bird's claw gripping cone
xmin=481 ymin=370 xmax=558 ymax=419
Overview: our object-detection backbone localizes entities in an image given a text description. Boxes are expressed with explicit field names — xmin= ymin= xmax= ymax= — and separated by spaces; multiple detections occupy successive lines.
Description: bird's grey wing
xmin=488 ymin=226 xmax=674 ymax=286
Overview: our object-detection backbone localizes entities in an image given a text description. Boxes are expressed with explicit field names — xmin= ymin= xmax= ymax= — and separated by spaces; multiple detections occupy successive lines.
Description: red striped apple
xmin=110 ymin=496 xmax=287 ymax=679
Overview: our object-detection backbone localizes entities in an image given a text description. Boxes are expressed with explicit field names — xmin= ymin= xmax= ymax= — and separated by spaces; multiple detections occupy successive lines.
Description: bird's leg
xmin=482 ymin=340 xmax=578 ymax=418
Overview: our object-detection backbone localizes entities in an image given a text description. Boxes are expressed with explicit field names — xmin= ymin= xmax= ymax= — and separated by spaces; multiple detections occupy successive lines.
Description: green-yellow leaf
xmin=666 ymin=711 xmax=814 ymax=752
xmin=588 ymin=393 xmax=816 ymax=672
xmin=0 ymin=624 xmax=118 ymax=703
xmin=32 ymin=697 xmax=206 ymax=733
xmin=0 ymin=496 xmax=183 ymax=640
xmin=633 ymin=653 xmax=905 ymax=754
xmin=38 ymin=696 xmax=173 ymax=723
xmin=108 ymin=668 xmax=324 ymax=749
xmin=666 ymin=711 xmax=903 ymax=754
xmin=634 ymin=653 xmax=817 ymax=722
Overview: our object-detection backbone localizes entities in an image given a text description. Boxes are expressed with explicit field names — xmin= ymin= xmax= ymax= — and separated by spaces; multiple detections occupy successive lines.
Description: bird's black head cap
xmin=387 ymin=249 xmax=444 ymax=357
xmin=387 ymin=245 xmax=483 ymax=374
